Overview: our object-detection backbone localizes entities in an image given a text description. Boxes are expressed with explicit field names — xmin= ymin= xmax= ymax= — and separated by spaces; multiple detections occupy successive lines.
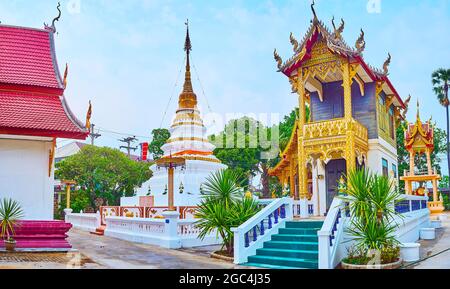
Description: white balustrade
xmin=103 ymin=215 xmax=221 ymax=249
xmin=66 ymin=212 xmax=101 ymax=232
xmin=232 ymin=197 xmax=293 ymax=264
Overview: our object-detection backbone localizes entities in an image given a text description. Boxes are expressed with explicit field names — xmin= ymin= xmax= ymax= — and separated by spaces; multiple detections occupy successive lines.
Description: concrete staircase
xmin=244 ymin=221 xmax=323 ymax=269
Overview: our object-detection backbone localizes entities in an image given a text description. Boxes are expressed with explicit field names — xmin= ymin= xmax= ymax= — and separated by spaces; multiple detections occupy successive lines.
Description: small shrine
xmin=400 ymin=102 xmax=444 ymax=215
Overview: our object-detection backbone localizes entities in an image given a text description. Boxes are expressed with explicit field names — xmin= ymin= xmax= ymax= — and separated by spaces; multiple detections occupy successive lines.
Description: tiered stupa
xmin=136 ymin=22 xmax=226 ymax=207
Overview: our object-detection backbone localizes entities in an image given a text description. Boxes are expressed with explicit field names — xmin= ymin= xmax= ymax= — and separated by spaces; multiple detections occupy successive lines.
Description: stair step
xmin=247 ymin=255 xmax=318 ymax=269
xmin=279 ymin=228 xmax=320 ymax=235
xmin=286 ymin=221 xmax=324 ymax=229
xmin=242 ymin=263 xmax=303 ymax=269
xmin=272 ymin=234 xmax=318 ymax=242
xmin=256 ymin=248 xmax=318 ymax=259
xmin=264 ymin=241 xmax=318 ymax=251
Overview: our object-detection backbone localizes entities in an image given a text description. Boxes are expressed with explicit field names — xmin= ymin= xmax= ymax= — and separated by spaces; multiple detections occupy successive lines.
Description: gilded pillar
xmin=297 ymin=69 xmax=308 ymax=200
xmin=409 ymin=150 xmax=415 ymax=176
xmin=168 ymin=167 xmax=175 ymax=211
xmin=342 ymin=62 xmax=356 ymax=174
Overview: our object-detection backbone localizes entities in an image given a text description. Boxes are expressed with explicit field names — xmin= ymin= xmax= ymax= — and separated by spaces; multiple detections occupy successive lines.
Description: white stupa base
xmin=129 ymin=160 xmax=227 ymax=207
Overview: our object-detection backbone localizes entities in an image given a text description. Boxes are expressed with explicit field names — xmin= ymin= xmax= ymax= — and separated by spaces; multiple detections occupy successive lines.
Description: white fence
xmin=66 ymin=212 xmax=101 ymax=233
xmin=104 ymin=214 xmax=220 ymax=249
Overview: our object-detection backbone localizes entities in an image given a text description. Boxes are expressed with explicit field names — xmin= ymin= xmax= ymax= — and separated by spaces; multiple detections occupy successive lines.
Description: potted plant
xmin=0 ymin=198 xmax=24 ymax=252
xmin=339 ymin=169 xmax=403 ymax=269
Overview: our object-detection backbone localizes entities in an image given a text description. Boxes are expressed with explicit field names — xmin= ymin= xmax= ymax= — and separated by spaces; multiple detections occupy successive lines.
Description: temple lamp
xmin=156 ymin=155 xmax=186 ymax=211
xmin=62 ymin=180 xmax=77 ymax=214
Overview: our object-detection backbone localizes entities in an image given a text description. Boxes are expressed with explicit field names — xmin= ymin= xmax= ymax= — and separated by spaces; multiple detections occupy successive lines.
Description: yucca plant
xmin=0 ymin=198 xmax=24 ymax=245
xmin=201 ymin=169 xmax=244 ymax=207
xmin=195 ymin=170 xmax=260 ymax=256
xmin=341 ymin=169 xmax=403 ymax=265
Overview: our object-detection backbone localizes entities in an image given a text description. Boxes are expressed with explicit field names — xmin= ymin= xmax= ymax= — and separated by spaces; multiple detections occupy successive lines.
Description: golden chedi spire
xmin=178 ymin=19 xmax=198 ymax=110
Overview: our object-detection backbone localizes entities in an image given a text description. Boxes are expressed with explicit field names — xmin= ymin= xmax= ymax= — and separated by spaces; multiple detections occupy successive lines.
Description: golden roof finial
xmin=178 ymin=19 xmax=197 ymax=109
xmin=416 ymin=99 xmax=421 ymax=121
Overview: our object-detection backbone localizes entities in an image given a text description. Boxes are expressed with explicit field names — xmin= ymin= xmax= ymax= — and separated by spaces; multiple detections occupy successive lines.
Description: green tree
xmin=397 ymin=121 xmax=447 ymax=193
xmin=149 ymin=129 xmax=170 ymax=160
xmin=56 ymin=146 xmax=152 ymax=210
xmin=432 ymin=68 xmax=450 ymax=177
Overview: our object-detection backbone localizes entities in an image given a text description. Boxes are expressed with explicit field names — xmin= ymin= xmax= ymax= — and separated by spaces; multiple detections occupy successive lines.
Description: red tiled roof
xmin=0 ymin=91 xmax=87 ymax=139
xmin=0 ymin=25 xmax=63 ymax=89
xmin=0 ymin=24 xmax=87 ymax=140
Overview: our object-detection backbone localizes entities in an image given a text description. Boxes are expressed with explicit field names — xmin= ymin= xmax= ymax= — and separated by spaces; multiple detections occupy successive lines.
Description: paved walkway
xmin=0 ymin=229 xmax=239 ymax=269
xmin=68 ymin=229 xmax=238 ymax=269
xmin=411 ymin=212 xmax=450 ymax=269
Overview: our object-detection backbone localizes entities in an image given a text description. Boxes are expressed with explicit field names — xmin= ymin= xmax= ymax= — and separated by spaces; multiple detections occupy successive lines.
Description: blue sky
xmin=1 ymin=0 xmax=449 ymax=173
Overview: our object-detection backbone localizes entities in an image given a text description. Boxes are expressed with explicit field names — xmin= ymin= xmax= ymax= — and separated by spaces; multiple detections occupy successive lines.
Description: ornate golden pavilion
xmin=400 ymin=102 xmax=444 ymax=215
xmin=269 ymin=3 xmax=408 ymax=215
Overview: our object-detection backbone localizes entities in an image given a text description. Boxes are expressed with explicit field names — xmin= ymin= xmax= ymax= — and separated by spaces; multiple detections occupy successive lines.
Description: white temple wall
xmin=367 ymin=138 xmax=398 ymax=176
xmin=0 ymin=136 xmax=54 ymax=220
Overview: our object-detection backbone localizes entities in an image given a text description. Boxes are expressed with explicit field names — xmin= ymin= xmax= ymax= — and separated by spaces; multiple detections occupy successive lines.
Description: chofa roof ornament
xmin=383 ymin=53 xmax=391 ymax=75
xmin=331 ymin=16 xmax=345 ymax=40
xmin=274 ymin=49 xmax=283 ymax=71
xmin=45 ymin=2 xmax=62 ymax=33
xmin=290 ymin=32 xmax=299 ymax=52
xmin=355 ymin=29 xmax=366 ymax=53
xmin=311 ymin=0 xmax=318 ymax=24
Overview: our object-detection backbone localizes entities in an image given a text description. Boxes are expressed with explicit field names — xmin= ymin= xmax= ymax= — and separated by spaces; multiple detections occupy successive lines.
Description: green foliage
xmin=149 ymin=129 xmax=171 ymax=160
xmin=432 ymin=68 xmax=450 ymax=107
xmin=0 ymin=198 xmax=24 ymax=241
xmin=210 ymin=117 xmax=276 ymax=196
xmin=201 ymin=170 xmax=244 ymax=207
xmin=195 ymin=170 xmax=260 ymax=255
xmin=439 ymin=176 xmax=449 ymax=189
xmin=340 ymin=169 xmax=402 ymax=264
xmin=56 ymin=146 xmax=152 ymax=210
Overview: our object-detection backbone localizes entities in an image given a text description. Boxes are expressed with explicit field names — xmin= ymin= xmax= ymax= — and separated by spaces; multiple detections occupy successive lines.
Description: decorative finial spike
xmin=402 ymin=94 xmax=412 ymax=119
xmin=51 ymin=2 xmax=62 ymax=33
xmin=355 ymin=29 xmax=366 ymax=53
xmin=184 ymin=19 xmax=192 ymax=53
xmin=383 ymin=52 xmax=391 ymax=75
xmin=290 ymin=32 xmax=299 ymax=52
xmin=311 ymin=0 xmax=318 ymax=23
xmin=63 ymin=63 xmax=68 ymax=88
xmin=274 ymin=49 xmax=283 ymax=71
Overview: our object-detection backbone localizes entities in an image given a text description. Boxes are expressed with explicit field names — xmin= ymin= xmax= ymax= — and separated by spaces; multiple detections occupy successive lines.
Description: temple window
xmin=382 ymin=158 xmax=389 ymax=177
xmin=392 ymin=163 xmax=397 ymax=179
xmin=389 ymin=106 xmax=395 ymax=139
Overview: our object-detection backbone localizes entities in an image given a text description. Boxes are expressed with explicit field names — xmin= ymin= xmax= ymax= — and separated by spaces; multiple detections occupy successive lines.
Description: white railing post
xmin=232 ymin=227 xmax=246 ymax=264
xmin=318 ymin=231 xmax=330 ymax=269
xmin=299 ymin=198 xmax=309 ymax=218
xmin=96 ymin=211 xmax=101 ymax=228
xmin=162 ymin=211 xmax=181 ymax=249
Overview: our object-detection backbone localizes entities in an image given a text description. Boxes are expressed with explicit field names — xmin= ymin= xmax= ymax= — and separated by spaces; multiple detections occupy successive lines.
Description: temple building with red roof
xmin=269 ymin=3 xmax=410 ymax=217
xmin=0 ymin=16 xmax=88 ymax=220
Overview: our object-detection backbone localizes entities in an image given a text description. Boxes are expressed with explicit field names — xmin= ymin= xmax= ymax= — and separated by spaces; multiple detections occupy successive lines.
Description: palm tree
xmin=432 ymin=69 xmax=450 ymax=177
